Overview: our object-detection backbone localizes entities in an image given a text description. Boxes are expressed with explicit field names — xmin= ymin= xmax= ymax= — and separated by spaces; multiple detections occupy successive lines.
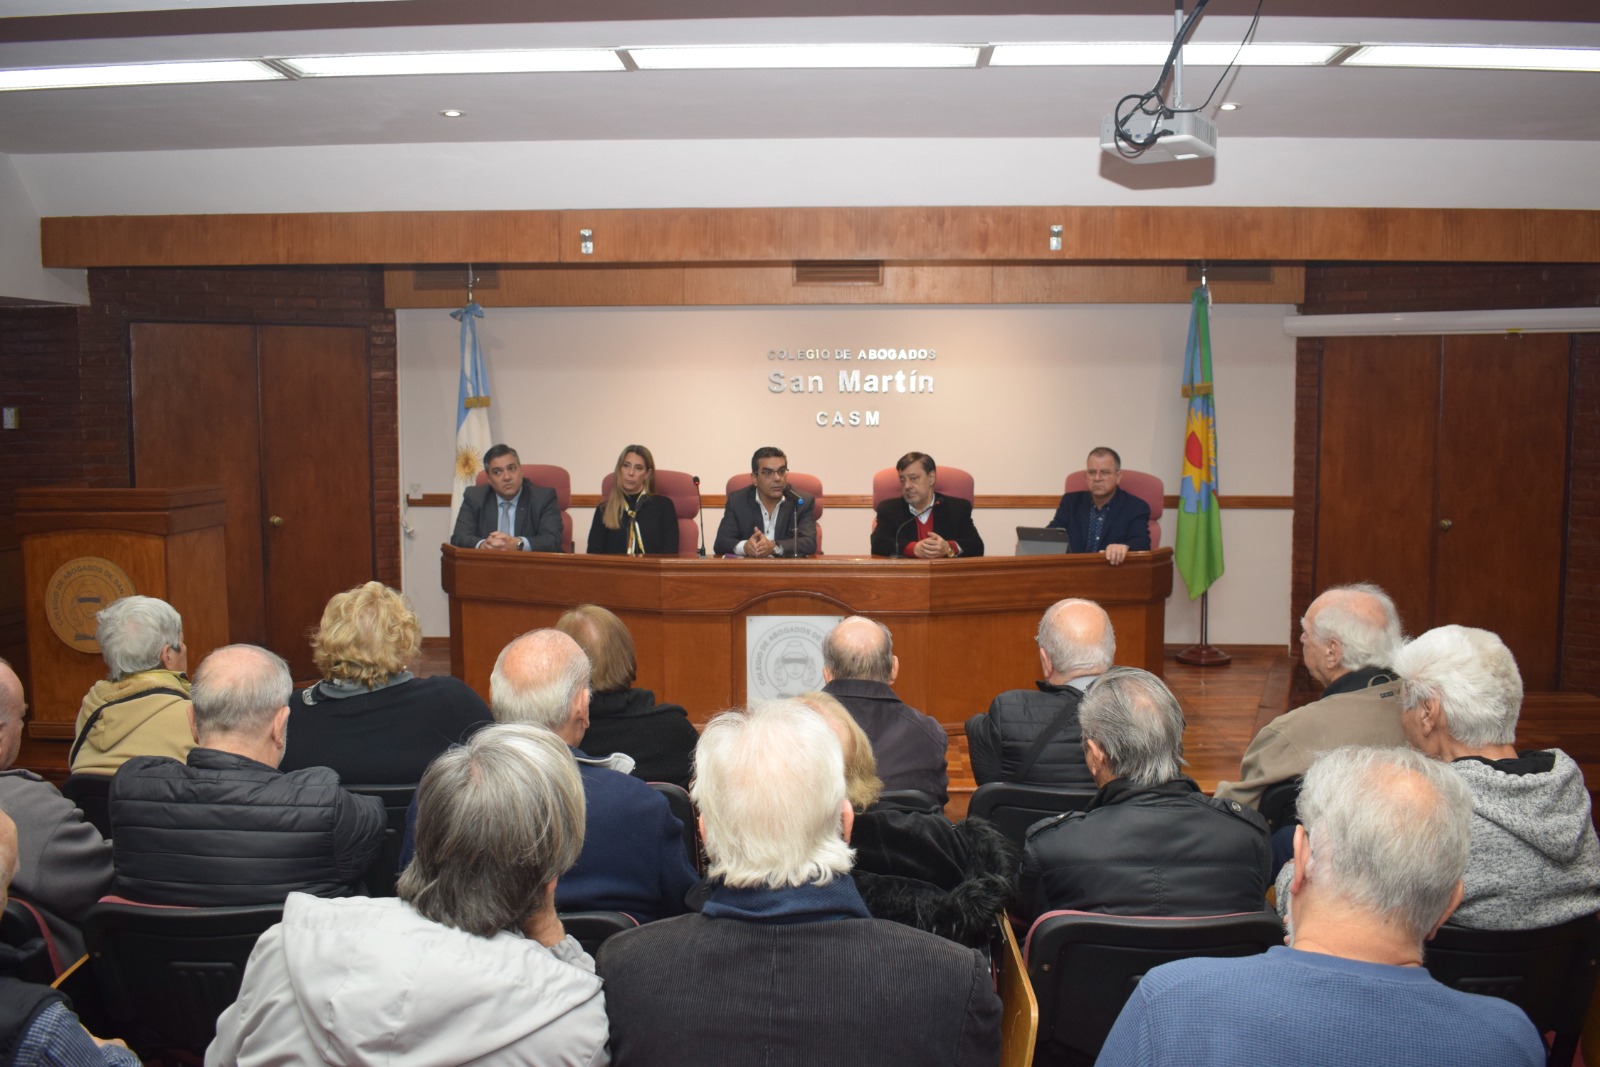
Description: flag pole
xmin=1177 ymin=590 xmax=1231 ymax=666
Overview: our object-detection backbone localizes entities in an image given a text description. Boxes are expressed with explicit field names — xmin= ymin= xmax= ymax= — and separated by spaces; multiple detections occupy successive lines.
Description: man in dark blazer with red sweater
xmin=449 ymin=444 xmax=562 ymax=552
xmin=870 ymin=452 xmax=984 ymax=558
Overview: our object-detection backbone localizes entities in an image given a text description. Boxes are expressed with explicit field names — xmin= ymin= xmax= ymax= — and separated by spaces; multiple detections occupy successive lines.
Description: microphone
xmin=893 ymin=497 xmax=939 ymax=558
xmin=692 ymin=475 xmax=706 ymax=557
xmin=783 ymin=486 xmax=805 ymax=558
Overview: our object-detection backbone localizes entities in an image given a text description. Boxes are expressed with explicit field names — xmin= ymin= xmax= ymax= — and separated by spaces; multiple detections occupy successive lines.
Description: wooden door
xmin=1313 ymin=336 xmax=1438 ymax=634
xmin=131 ymin=323 xmax=266 ymax=643
xmin=1314 ymin=333 xmax=1570 ymax=687
xmin=257 ymin=325 xmax=375 ymax=670
xmin=1433 ymin=333 xmax=1568 ymax=688
xmin=131 ymin=322 xmax=375 ymax=679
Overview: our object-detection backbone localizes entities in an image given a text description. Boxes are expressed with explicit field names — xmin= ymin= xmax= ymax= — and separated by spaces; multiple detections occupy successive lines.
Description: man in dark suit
xmin=713 ymin=445 xmax=816 ymax=557
xmin=870 ymin=451 xmax=983 ymax=558
xmin=450 ymin=443 xmax=562 ymax=552
xmin=1047 ymin=446 xmax=1151 ymax=566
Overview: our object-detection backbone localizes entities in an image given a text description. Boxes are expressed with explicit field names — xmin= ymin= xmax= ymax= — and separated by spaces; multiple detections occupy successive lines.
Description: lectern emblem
xmin=747 ymin=616 xmax=841 ymax=701
xmin=45 ymin=557 xmax=136 ymax=653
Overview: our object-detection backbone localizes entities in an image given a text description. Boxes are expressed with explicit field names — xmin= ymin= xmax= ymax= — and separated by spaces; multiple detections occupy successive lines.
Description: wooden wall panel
xmin=993 ymin=262 xmax=1304 ymax=304
xmin=44 ymin=207 xmax=1600 ymax=269
xmin=682 ymin=264 xmax=993 ymax=305
xmin=384 ymin=265 xmax=686 ymax=308
xmin=44 ymin=211 xmax=562 ymax=268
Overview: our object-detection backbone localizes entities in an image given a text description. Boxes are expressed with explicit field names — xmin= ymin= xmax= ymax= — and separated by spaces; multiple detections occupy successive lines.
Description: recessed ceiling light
xmin=440 ymin=109 xmax=464 ymax=118
xmin=281 ymin=50 xmax=624 ymax=78
xmin=0 ymin=59 xmax=283 ymax=92
xmin=989 ymin=42 xmax=1342 ymax=66
xmin=1218 ymin=102 xmax=1240 ymax=111
xmin=1343 ymin=44 xmax=1600 ymax=72
xmin=626 ymin=44 xmax=981 ymax=70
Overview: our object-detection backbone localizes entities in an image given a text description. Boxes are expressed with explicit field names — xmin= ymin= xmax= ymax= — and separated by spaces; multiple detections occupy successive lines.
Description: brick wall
xmin=1295 ymin=262 xmax=1600 ymax=695
xmin=0 ymin=268 xmax=399 ymax=689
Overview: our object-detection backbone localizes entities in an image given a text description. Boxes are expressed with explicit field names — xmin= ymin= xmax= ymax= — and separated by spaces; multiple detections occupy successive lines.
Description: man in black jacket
xmin=1018 ymin=667 xmax=1270 ymax=924
xmin=965 ymin=598 xmax=1112 ymax=788
xmin=870 ymin=452 xmax=983 ymax=558
xmin=109 ymin=644 xmax=383 ymax=906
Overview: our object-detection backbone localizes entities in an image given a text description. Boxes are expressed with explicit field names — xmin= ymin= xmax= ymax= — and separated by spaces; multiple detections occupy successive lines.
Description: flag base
xmin=1176 ymin=642 xmax=1232 ymax=667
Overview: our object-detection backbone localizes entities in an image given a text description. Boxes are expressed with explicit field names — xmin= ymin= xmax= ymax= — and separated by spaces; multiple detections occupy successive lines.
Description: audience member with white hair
xmin=1217 ymin=582 xmax=1406 ymax=808
xmin=72 ymin=595 xmax=195 ymax=774
xmin=1098 ymin=746 xmax=1543 ymax=1067
xmin=208 ymin=724 xmax=608 ymax=1067
xmin=1018 ymin=667 xmax=1269 ymax=922
xmin=965 ymin=597 xmax=1114 ymax=788
xmin=1393 ymin=624 xmax=1600 ymax=930
xmin=598 ymin=699 xmax=1001 ymax=1065
xmin=400 ymin=628 xmax=697 ymax=922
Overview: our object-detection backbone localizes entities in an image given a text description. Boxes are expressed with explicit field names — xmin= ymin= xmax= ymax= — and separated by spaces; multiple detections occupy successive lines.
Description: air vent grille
xmin=793 ymin=261 xmax=884 ymax=286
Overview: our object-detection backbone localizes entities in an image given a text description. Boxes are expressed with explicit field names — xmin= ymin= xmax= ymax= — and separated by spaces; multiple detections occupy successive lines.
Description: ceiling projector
xmin=1100 ymin=110 xmax=1217 ymax=164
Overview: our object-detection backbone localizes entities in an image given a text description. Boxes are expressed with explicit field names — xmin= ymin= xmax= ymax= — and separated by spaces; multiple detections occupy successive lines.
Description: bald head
xmin=822 ymin=616 xmax=896 ymax=685
xmin=490 ymin=629 xmax=592 ymax=742
xmin=0 ymin=659 xmax=23 ymax=771
xmin=190 ymin=644 xmax=293 ymax=741
xmin=1301 ymin=583 xmax=1402 ymax=686
xmin=1037 ymin=599 xmax=1116 ymax=683
xmin=0 ymin=810 xmax=17 ymax=907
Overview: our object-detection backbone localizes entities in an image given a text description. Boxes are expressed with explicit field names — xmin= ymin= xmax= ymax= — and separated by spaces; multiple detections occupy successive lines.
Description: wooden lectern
xmin=16 ymin=487 xmax=230 ymax=741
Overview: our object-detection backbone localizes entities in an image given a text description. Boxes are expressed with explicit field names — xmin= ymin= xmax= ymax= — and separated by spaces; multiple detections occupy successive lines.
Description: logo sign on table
xmin=746 ymin=615 xmax=842 ymax=701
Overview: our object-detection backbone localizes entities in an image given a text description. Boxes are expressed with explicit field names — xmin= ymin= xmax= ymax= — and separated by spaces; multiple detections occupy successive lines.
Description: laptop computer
xmin=1015 ymin=526 xmax=1070 ymax=556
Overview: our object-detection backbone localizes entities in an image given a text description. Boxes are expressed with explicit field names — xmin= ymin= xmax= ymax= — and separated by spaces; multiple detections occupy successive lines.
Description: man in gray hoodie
xmin=1392 ymin=624 xmax=1600 ymax=929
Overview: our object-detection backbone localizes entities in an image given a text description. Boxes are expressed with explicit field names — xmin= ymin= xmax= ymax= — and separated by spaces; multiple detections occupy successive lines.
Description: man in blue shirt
xmin=1095 ymin=745 xmax=1544 ymax=1067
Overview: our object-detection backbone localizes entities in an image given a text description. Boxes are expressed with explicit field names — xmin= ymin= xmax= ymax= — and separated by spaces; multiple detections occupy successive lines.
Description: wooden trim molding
xmin=43 ymin=207 xmax=1600 ymax=269
xmin=406 ymin=492 xmax=1295 ymax=510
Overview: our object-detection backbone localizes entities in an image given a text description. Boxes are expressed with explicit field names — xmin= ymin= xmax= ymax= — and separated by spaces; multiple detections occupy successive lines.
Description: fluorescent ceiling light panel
xmin=628 ymin=44 xmax=981 ymax=70
xmin=1343 ymin=45 xmax=1600 ymax=72
xmin=0 ymin=59 xmax=282 ymax=91
xmin=282 ymin=49 xmax=624 ymax=77
xmin=990 ymin=42 xmax=1341 ymax=66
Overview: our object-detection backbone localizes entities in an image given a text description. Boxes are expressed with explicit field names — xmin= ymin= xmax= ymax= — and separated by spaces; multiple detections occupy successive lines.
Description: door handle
xmin=268 ymin=515 xmax=285 ymax=527
xmin=1438 ymin=518 xmax=1453 ymax=531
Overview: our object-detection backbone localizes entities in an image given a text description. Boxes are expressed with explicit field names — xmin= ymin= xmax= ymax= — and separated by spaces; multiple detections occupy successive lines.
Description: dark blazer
xmin=585 ymin=492 xmax=679 ymax=555
xmin=823 ymin=678 xmax=949 ymax=803
xmin=1047 ymin=488 xmax=1151 ymax=553
xmin=871 ymin=492 xmax=984 ymax=558
xmin=713 ymin=484 xmax=816 ymax=557
xmin=449 ymin=479 xmax=562 ymax=551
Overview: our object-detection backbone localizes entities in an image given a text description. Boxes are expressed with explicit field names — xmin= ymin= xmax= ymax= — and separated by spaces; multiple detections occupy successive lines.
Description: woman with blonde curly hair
xmin=586 ymin=444 xmax=679 ymax=556
xmin=281 ymin=582 xmax=493 ymax=783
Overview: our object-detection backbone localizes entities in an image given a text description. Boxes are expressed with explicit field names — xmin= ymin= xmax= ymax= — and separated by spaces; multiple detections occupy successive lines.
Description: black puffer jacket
xmin=1018 ymin=776 xmax=1271 ymax=924
xmin=964 ymin=681 xmax=1096 ymax=788
xmin=109 ymin=748 xmax=384 ymax=906
xmin=851 ymin=809 xmax=1019 ymax=947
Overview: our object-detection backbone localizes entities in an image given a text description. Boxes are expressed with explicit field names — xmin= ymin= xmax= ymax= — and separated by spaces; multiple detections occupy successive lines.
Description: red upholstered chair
xmin=723 ymin=472 xmax=825 ymax=554
xmin=598 ymin=471 xmax=701 ymax=557
xmin=1061 ymin=469 xmax=1164 ymax=549
xmin=871 ymin=465 xmax=975 ymax=507
xmin=473 ymin=464 xmax=573 ymax=552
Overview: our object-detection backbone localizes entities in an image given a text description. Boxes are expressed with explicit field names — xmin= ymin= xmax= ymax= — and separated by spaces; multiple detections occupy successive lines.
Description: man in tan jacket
xmin=1215 ymin=582 xmax=1405 ymax=809
xmin=71 ymin=595 xmax=195 ymax=775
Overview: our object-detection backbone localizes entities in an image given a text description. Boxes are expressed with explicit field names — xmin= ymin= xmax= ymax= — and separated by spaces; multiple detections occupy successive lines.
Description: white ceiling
xmin=0 ymin=0 xmax=1595 ymax=154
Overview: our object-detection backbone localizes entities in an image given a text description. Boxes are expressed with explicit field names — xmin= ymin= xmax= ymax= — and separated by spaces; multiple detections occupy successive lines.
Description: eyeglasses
xmin=1086 ymin=468 xmax=1118 ymax=479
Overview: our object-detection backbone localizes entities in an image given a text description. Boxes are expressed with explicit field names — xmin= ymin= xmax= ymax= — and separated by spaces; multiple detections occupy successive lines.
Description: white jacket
xmin=207 ymin=893 xmax=609 ymax=1067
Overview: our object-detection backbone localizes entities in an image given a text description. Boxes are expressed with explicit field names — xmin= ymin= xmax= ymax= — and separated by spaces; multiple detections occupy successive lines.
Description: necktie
xmin=499 ymin=500 xmax=513 ymax=536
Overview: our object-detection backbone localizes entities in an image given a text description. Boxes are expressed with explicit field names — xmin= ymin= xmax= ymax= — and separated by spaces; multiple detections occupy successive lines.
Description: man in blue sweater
xmin=1095 ymin=745 xmax=1544 ymax=1067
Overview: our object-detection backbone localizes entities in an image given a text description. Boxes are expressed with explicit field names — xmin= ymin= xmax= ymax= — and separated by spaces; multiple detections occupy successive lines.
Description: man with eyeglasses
xmin=713 ymin=446 xmax=816 ymax=558
xmin=1046 ymin=447 xmax=1151 ymax=566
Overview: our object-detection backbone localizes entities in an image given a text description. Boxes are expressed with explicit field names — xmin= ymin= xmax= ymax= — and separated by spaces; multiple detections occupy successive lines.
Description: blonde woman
xmin=281 ymin=582 xmax=492 ymax=783
xmin=586 ymin=444 xmax=679 ymax=555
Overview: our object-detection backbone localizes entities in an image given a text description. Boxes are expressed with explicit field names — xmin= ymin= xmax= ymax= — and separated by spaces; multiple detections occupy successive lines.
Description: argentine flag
xmin=450 ymin=302 xmax=492 ymax=523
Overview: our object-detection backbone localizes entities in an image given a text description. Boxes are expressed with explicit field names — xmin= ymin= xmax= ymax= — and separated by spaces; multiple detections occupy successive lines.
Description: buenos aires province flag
xmin=1176 ymin=285 xmax=1224 ymax=599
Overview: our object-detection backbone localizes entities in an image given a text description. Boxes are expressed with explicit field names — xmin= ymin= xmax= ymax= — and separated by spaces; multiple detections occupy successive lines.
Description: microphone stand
xmin=784 ymin=486 xmax=804 ymax=558
xmin=692 ymin=475 xmax=706 ymax=557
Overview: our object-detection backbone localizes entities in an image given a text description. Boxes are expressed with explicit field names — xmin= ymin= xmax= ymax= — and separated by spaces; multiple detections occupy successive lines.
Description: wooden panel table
xmin=443 ymin=546 xmax=1173 ymax=728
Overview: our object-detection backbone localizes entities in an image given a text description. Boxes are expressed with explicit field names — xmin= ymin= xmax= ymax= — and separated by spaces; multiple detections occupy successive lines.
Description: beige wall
xmin=398 ymin=302 xmax=1295 ymax=645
